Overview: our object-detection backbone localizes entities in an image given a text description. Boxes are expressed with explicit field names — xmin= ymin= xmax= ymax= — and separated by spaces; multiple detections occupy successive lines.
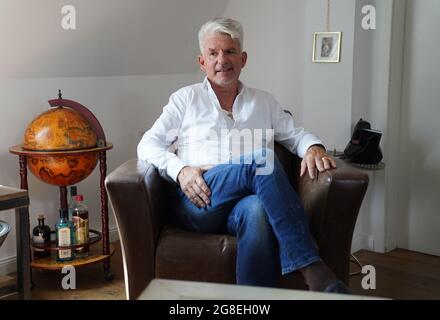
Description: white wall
xmin=223 ymin=0 xmax=305 ymax=122
xmin=0 ymin=0 xmax=228 ymax=77
xmin=399 ymin=0 xmax=440 ymax=255
xmin=302 ymin=0 xmax=403 ymax=254
xmin=350 ymin=0 xmax=440 ymax=256
xmin=384 ymin=0 xmax=406 ymax=253
xmin=350 ymin=0 xmax=395 ymax=253
xmin=344 ymin=0 xmax=440 ymax=256
xmin=303 ymin=0 xmax=356 ymax=151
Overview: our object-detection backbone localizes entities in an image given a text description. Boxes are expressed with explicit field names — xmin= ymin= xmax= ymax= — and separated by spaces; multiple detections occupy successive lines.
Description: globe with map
xmin=22 ymin=107 xmax=99 ymax=186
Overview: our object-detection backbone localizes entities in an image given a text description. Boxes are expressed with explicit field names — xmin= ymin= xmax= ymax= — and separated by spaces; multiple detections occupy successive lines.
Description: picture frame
xmin=312 ymin=32 xmax=342 ymax=63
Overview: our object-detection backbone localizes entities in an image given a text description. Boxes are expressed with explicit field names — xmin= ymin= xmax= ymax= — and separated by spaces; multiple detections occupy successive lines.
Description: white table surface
xmin=138 ymin=279 xmax=386 ymax=300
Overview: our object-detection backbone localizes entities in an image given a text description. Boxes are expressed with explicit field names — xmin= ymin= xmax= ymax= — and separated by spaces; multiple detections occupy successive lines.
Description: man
xmin=137 ymin=18 xmax=350 ymax=293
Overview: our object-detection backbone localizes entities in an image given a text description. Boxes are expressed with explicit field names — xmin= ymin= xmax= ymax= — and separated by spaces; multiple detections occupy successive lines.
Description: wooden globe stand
xmin=9 ymin=92 xmax=115 ymax=282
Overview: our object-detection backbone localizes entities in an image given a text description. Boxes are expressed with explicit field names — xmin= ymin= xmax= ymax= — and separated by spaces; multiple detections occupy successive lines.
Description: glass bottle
xmin=55 ymin=208 xmax=75 ymax=262
xmin=72 ymin=195 xmax=89 ymax=258
xmin=68 ymin=186 xmax=78 ymax=221
xmin=32 ymin=214 xmax=51 ymax=258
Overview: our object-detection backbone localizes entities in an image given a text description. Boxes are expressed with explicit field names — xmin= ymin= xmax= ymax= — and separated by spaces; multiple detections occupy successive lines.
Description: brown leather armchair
xmin=105 ymin=143 xmax=368 ymax=299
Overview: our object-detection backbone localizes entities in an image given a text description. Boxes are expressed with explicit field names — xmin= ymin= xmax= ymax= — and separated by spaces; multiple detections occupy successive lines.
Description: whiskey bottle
xmin=32 ymin=214 xmax=51 ymax=258
xmin=55 ymin=208 xmax=75 ymax=262
xmin=72 ymin=195 xmax=89 ymax=258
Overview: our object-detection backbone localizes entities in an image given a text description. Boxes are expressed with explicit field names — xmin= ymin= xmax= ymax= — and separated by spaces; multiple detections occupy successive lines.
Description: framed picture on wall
xmin=312 ymin=32 xmax=342 ymax=63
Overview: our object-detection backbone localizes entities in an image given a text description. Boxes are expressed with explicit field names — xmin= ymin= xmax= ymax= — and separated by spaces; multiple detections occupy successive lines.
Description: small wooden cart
xmin=9 ymin=93 xmax=114 ymax=281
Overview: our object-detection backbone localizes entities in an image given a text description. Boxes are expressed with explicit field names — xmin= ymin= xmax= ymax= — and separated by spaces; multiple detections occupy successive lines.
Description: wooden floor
xmin=349 ymin=249 xmax=440 ymax=299
xmin=13 ymin=242 xmax=440 ymax=300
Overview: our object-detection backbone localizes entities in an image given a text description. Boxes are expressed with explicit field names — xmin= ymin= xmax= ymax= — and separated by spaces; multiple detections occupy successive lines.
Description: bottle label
xmin=58 ymin=227 xmax=72 ymax=259
xmin=73 ymin=216 xmax=89 ymax=245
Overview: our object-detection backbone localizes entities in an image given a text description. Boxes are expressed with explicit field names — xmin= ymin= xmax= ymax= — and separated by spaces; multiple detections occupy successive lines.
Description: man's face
xmin=198 ymin=32 xmax=247 ymax=88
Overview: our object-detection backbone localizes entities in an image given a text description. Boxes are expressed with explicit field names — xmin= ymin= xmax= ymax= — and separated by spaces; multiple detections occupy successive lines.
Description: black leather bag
xmin=343 ymin=119 xmax=383 ymax=165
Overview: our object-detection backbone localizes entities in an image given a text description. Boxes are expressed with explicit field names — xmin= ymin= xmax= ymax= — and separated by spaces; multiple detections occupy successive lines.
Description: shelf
xmin=344 ymin=161 xmax=385 ymax=171
xmin=32 ymin=229 xmax=101 ymax=251
xmin=328 ymin=150 xmax=386 ymax=171
xmin=30 ymin=244 xmax=115 ymax=270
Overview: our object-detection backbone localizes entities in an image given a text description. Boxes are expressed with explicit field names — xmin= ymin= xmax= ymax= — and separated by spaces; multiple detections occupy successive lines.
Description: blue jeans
xmin=172 ymin=149 xmax=321 ymax=287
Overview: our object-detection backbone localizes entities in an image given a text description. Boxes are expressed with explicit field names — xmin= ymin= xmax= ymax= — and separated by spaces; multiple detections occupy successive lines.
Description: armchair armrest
xmin=297 ymin=158 xmax=369 ymax=284
xmin=105 ymin=158 xmax=165 ymax=299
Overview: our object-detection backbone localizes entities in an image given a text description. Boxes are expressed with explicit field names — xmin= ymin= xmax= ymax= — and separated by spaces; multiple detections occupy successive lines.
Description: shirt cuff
xmin=297 ymin=133 xmax=325 ymax=158
xmin=166 ymin=156 xmax=187 ymax=183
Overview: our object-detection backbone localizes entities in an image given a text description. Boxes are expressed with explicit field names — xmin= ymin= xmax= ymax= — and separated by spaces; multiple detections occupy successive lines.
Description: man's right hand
xmin=177 ymin=166 xmax=212 ymax=208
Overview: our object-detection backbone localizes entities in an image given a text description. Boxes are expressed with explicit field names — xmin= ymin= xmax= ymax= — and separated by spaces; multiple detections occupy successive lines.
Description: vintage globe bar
xmin=9 ymin=91 xmax=114 ymax=280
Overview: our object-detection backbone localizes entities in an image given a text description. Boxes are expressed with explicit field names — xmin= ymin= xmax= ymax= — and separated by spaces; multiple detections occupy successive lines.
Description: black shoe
xmin=323 ymin=280 xmax=352 ymax=294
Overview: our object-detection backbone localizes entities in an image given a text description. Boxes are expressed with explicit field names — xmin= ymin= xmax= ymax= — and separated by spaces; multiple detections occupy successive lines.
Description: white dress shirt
xmin=137 ymin=78 xmax=323 ymax=182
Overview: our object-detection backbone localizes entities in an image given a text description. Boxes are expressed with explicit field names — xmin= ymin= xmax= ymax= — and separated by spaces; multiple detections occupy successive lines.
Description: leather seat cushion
xmin=155 ymin=226 xmax=237 ymax=283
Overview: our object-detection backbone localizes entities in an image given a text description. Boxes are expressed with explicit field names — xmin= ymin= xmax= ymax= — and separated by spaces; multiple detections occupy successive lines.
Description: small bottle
xmin=55 ymin=208 xmax=75 ymax=262
xmin=68 ymin=186 xmax=78 ymax=221
xmin=72 ymin=195 xmax=89 ymax=258
xmin=32 ymin=214 xmax=51 ymax=258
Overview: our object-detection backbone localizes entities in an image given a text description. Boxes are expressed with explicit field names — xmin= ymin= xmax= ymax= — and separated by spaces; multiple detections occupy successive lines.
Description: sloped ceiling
xmin=0 ymin=0 xmax=229 ymax=78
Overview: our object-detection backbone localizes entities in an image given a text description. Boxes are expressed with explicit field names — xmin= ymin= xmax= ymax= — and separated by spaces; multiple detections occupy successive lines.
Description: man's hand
xmin=177 ymin=165 xmax=213 ymax=208
xmin=300 ymin=145 xmax=337 ymax=179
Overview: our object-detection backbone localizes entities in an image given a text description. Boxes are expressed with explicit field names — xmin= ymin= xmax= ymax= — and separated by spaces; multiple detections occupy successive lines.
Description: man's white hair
xmin=198 ymin=17 xmax=244 ymax=54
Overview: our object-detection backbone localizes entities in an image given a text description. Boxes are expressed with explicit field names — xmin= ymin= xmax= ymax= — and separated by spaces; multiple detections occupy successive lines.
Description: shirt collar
xmin=202 ymin=77 xmax=246 ymax=97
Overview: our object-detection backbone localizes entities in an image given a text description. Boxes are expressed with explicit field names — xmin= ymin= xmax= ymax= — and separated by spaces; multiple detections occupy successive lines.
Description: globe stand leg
xmin=19 ymin=156 xmax=28 ymax=190
xmin=104 ymin=263 xmax=114 ymax=281
xmin=99 ymin=151 xmax=112 ymax=281
xmin=19 ymin=155 xmax=34 ymax=294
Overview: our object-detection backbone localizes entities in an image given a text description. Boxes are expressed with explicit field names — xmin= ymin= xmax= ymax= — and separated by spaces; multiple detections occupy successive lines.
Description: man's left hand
xmin=300 ymin=145 xmax=337 ymax=179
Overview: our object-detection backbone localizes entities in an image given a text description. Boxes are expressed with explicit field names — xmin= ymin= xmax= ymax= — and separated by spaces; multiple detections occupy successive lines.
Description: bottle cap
xmin=70 ymin=186 xmax=77 ymax=197
xmin=74 ymin=195 xmax=84 ymax=202
xmin=37 ymin=214 xmax=45 ymax=219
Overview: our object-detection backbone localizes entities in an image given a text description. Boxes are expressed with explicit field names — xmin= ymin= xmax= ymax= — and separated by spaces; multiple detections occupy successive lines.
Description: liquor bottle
xmin=32 ymin=214 xmax=51 ymax=258
xmin=72 ymin=195 xmax=89 ymax=258
xmin=68 ymin=186 xmax=78 ymax=220
xmin=55 ymin=208 xmax=75 ymax=262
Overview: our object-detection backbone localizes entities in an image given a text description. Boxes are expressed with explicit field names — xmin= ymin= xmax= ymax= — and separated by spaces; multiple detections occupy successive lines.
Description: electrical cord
xmin=350 ymin=253 xmax=363 ymax=276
